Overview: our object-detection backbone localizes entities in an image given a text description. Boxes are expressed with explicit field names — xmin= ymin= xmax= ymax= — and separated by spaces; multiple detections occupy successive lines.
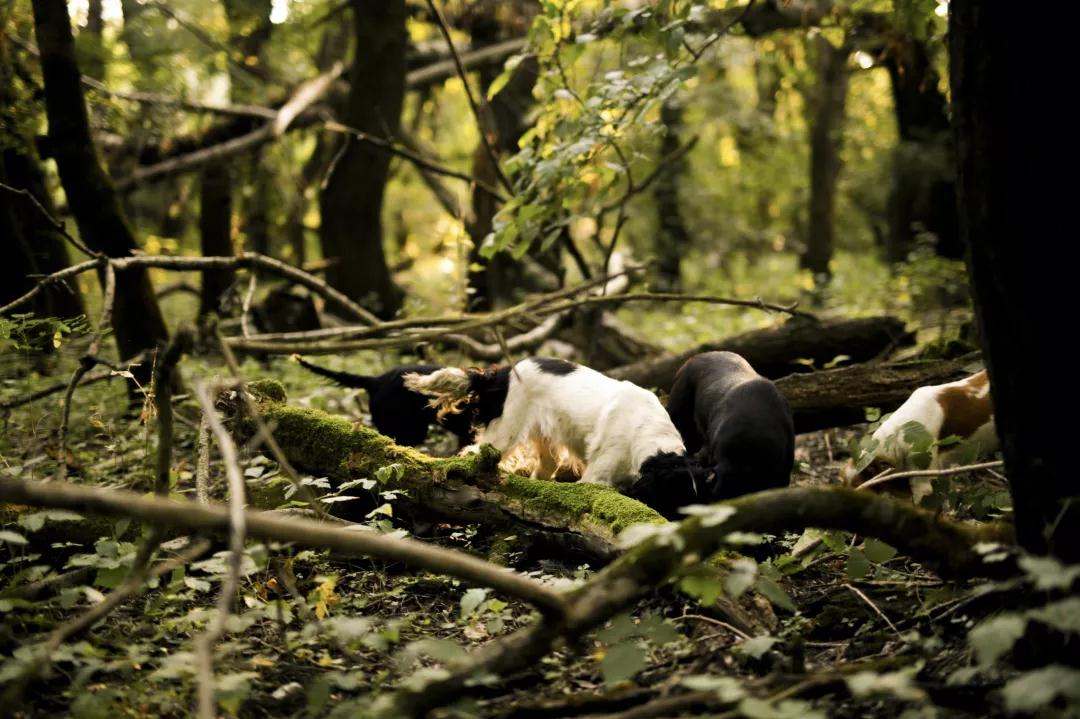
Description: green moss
xmin=500 ymin=475 xmax=664 ymax=533
xmin=247 ymin=379 xmax=287 ymax=404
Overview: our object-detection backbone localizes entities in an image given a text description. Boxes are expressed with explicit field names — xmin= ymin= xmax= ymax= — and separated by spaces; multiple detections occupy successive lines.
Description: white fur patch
xmin=472 ymin=358 xmax=684 ymax=490
xmin=403 ymin=367 xmax=472 ymax=418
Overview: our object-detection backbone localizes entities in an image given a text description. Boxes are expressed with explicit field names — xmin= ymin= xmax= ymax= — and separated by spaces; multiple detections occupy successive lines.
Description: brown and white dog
xmin=845 ymin=370 xmax=998 ymax=503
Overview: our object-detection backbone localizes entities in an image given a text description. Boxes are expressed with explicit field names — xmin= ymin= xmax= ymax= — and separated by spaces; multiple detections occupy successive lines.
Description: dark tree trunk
xmin=31 ymin=0 xmax=168 ymax=369
xmin=0 ymin=36 xmax=84 ymax=321
xmin=883 ymin=30 xmax=960 ymax=262
xmin=197 ymin=0 xmax=271 ymax=317
xmin=801 ymin=36 xmax=849 ymax=281
xmin=77 ymin=0 xmax=106 ymax=80
xmin=652 ymin=100 xmax=691 ymax=292
xmin=318 ymin=0 xmax=406 ymax=319
xmin=950 ymin=1 xmax=1079 ymax=560
xmin=198 ymin=162 xmax=234 ymax=316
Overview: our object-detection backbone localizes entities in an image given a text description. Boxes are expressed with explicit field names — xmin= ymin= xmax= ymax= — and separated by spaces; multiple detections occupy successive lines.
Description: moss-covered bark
xmin=240 ymin=380 xmax=664 ymax=559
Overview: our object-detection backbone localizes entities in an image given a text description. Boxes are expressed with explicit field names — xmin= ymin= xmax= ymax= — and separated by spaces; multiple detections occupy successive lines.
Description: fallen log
xmin=606 ymin=315 xmax=911 ymax=390
xmin=777 ymin=353 xmax=981 ymax=433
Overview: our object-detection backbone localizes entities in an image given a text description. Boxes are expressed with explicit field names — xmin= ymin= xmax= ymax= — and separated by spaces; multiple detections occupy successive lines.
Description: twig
xmin=1 ymin=253 xmax=380 ymax=326
xmin=858 ymin=461 xmax=1005 ymax=491
xmin=0 ymin=181 xmax=98 ymax=257
xmin=0 ymin=474 xmax=570 ymax=617
xmin=214 ymin=329 xmax=327 ymax=517
xmin=406 ymin=37 xmax=527 ymax=91
xmin=143 ymin=0 xmax=269 ymax=83
xmin=843 ymin=582 xmax=902 ymax=638
xmin=686 ymin=0 xmax=758 ymax=61
xmin=195 ymin=413 xmax=212 ymax=504
xmin=321 ymin=119 xmax=506 ymax=203
xmin=445 ymin=312 xmax=569 ymax=361
xmin=675 ymin=613 xmax=752 ymax=641
xmin=423 ymin=0 xmax=513 ymax=193
xmin=193 ymin=382 xmax=249 ymax=719
xmin=56 ymin=263 xmax=116 ymax=482
xmin=599 ymin=136 xmax=700 ymax=214
xmin=240 ymin=273 xmax=258 ymax=339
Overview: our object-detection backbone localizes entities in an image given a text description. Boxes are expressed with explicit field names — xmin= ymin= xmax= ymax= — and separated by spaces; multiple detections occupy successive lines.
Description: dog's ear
xmin=403 ymin=368 xmax=473 ymax=418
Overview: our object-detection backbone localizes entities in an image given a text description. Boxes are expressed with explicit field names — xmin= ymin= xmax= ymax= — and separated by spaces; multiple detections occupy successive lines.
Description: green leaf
xmin=725 ymin=558 xmax=758 ymax=598
xmin=1002 ymin=665 xmax=1080 ymax=714
xmin=863 ymin=538 xmax=897 ymax=564
xmin=0 ymin=530 xmax=28 ymax=545
xmin=636 ymin=615 xmax=680 ymax=645
xmin=678 ymin=568 xmax=725 ymax=606
xmin=601 ymin=641 xmax=646 ymax=684
xmin=679 ymin=674 xmax=746 ymax=701
xmin=845 ymin=668 xmax=926 ymax=701
xmin=460 ymin=588 xmax=488 ymax=618
xmin=1028 ymin=597 xmax=1080 ymax=634
xmin=846 ymin=548 xmax=871 ymax=579
xmin=597 ymin=613 xmax=638 ymax=644
xmin=969 ymin=614 xmax=1026 ymax=667
xmin=735 ymin=635 xmax=777 ymax=659
xmin=1019 ymin=555 xmax=1080 ymax=590
xmin=755 ymin=576 xmax=796 ymax=612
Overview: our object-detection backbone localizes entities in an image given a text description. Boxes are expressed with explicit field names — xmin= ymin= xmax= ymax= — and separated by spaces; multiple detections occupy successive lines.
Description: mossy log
xmin=237 ymin=380 xmax=664 ymax=563
xmin=606 ymin=315 xmax=912 ymax=391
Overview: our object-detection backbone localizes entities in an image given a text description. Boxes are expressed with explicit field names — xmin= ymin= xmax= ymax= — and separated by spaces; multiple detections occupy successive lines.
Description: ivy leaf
xmin=755 ymin=576 xmax=796 ymax=612
xmin=680 ymin=674 xmax=746 ymax=701
xmin=969 ymin=614 xmax=1026 ymax=667
xmin=678 ymin=568 xmax=725 ymax=606
xmin=460 ymin=588 xmax=488 ymax=619
xmin=597 ymin=613 xmax=638 ymax=644
xmin=863 ymin=538 xmax=897 ymax=564
xmin=1002 ymin=665 xmax=1080 ymax=714
xmin=1018 ymin=555 xmax=1080 ymax=590
xmin=846 ymin=548 xmax=871 ymax=579
xmin=845 ymin=668 xmax=926 ymax=701
xmin=600 ymin=641 xmax=646 ymax=684
xmin=1028 ymin=597 xmax=1080 ymax=634
xmin=725 ymin=558 xmax=758 ymax=598
xmin=735 ymin=635 xmax=777 ymax=660
xmin=0 ymin=530 xmax=28 ymax=545
xmin=636 ymin=615 xmax=680 ymax=645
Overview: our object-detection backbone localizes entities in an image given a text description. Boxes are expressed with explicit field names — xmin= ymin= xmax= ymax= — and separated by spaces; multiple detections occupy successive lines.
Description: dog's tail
xmin=403 ymin=367 xmax=473 ymax=419
xmin=291 ymin=354 xmax=378 ymax=392
xmin=627 ymin=452 xmax=713 ymax=520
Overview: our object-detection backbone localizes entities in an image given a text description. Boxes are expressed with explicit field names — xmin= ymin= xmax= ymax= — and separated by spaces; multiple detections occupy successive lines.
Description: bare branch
xmin=0 ymin=181 xmax=98 ymax=257
xmin=857 ymin=461 xmax=1005 ymax=492
xmin=0 ymin=475 xmax=570 ymax=617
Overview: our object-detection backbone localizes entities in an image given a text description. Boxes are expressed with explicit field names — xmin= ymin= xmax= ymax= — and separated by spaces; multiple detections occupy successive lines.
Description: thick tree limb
xmin=607 ymin=315 xmax=912 ymax=390
xmin=0 ymin=474 xmax=569 ymax=618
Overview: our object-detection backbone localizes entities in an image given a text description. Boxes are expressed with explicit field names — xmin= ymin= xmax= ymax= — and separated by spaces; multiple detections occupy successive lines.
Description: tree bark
xmin=775 ymin=354 xmax=978 ymax=433
xmin=318 ymin=0 xmax=406 ymax=319
xmin=652 ymin=100 xmax=692 ymax=292
xmin=606 ymin=315 xmax=911 ymax=390
xmin=31 ymin=0 xmax=168 ymax=370
xmin=950 ymin=1 xmax=1078 ymax=560
xmin=882 ymin=26 xmax=960 ymax=262
xmin=197 ymin=162 xmax=235 ymax=316
xmin=0 ymin=34 xmax=84 ymax=322
xmin=801 ymin=36 xmax=849 ymax=280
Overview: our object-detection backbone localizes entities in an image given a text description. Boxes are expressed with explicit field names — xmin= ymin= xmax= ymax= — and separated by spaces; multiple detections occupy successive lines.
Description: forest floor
xmin=0 ymin=344 xmax=1019 ymax=718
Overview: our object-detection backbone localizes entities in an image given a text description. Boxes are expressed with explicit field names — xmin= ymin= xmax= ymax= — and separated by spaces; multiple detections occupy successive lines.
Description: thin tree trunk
xmin=884 ymin=28 xmax=960 ymax=262
xmin=31 ymin=0 xmax=168 ymax=371
xmin=197 ymin=162 xmax=234 ymax=316
xmin=801 ymin=36 xmax=849 ymax=281
xmin=318 ymin=0 xmax=405 ymax=318
xmin=653 ymin=100 xmax=691 ymax=292
xmin=77 ymin=0 xmax=106 ymax=81
xmin=950 ymin=0 xmax=1078 ymax=560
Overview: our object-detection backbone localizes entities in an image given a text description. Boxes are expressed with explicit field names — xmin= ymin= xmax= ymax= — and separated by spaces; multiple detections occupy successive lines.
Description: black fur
xmin=465 ymin=366 xmax=512 ymax=425
xmin=666 ymin=351 xmax=794 ymax=502
xmin=626 ymin=452 xmax=712 ymax=520
xmin=529 ymin=357 xmax=577 ymax=376
xmin=294 ymin=357 xmax=474 ymax=447
xmin=251 ymin=288 xmax=321 ymax=335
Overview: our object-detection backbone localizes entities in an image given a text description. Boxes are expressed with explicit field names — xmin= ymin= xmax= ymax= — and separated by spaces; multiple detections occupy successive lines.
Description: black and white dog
xmin=292 ymin=356 xmax=474 ymax=447
xmin=628 ymin=351 xmax=794 ymax=517
xmin=403 ymin=357 xmax=706 ymax=492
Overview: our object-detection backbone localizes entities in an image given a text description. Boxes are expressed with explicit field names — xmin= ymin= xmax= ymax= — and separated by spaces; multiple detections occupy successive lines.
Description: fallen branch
xmin=378 ymin=486 xmax=1014 ymax=717
xmin=0 ymin=474 xmax=569 ymax=618
xmin=0 ymin=180 xmax=97 ymax=257
xmin=0 ymin=253 xmax=379 ymax=326
xmin=858 ymin=460 xmax=1005 ymax=492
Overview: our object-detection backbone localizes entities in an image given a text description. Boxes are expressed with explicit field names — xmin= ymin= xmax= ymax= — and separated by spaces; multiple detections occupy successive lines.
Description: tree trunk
xmin=197 ymin=162 xmax=234 ymax=316
xmin=318 ymin=0 xmax=406 ymax=319
xmin=801 ymin=36 xmax=849 ymax=281
xmin=652 ymin=100 xmax=692 ymax=292
xmin=0 ymin=34 xmax=84 ymax=321
xmin=198 ymin=0 xmax=271 ymax=317
xmin=950 ymin=1 xmax=1078 ymax=560
xmin=77 ymin=0 xmax=106 ymax=81
xmin=607 ymin=315 xmax=911 ymax=391
xmin=31 ymin=0 xmax=168 ymax=370
xmin=883 ymin=29 xmax=960 ymax=262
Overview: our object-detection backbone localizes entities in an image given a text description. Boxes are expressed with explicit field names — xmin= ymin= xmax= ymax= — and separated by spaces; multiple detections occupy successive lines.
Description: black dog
xmin=627 ymin=351 xmax=793 ymax=518
xmin=293 ymin=356 xmax=474 ymax=447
